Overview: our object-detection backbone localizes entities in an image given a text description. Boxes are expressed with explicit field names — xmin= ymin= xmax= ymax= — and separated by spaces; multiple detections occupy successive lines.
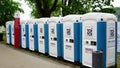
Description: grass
xmin=118 ymin=53 xmax=120 ymax=68
xmin=1 ymin=32 xmax=120 ymax=68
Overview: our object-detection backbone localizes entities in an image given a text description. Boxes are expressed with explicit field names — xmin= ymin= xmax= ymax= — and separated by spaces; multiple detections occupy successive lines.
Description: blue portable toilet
xmin=82 ymin=13 xmax=117 ymax=68
xmin=62 ymin=15 xmax=82 ymax=63
xmin=36 ymin=18 xmax=49 ymax=54
xmin=6 ymin=21 xmax=12 ymax=44
xmin=28 ymin=19 xmax=38 ymax=51
xmin=48 ymin=17 xmax=63 ymax=58
xmin=20 ymin=20 xmax=29 ymax=49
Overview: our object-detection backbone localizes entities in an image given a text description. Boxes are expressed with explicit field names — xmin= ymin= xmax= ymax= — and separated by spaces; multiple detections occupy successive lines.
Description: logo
xmin=50 ymin=42 xmax=56 ymax=47
xmin=85 ymin=48 xmax=93 ymax=53
xmin=65 ymin=45 xmax=72 ymax=50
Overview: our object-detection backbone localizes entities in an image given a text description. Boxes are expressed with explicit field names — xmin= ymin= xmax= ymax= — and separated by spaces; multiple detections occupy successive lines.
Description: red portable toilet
xmin=14 ymin=11 xmax=20 ymax=48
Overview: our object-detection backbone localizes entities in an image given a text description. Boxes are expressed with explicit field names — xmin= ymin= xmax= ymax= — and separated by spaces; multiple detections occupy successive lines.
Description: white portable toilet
xmin=48 ymin=17 xmax=63 ymax=58
xmin=82 ymin=13 xmax=117 ymax=68
xmin=118 ymin=22 xmax=120 ymax=52
xmin=20 ymin=20 xmax=27 ymax=48
xmin=6 ymin=21 xmax=12 ymax=44
xmin=28 ymin=19 xmax=35 ymax=51
xmin=11 ymin=21 xmax=14 ymax=45
xmin=28 ymin=19 xmax=38 ymax=51
xmin=36 ymin=18 xmax=49 ymax=54
xmin=62 ymin=15 xmax=82 ymax=63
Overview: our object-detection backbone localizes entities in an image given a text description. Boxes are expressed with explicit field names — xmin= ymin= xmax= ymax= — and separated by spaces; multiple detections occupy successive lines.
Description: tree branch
xmin=50 ymin=0 xmax=58 ymax=12
xmin=34 ymin=0 xmax=43 ymax=13
xmin=42 ymin=0 xmax=49 ymax=10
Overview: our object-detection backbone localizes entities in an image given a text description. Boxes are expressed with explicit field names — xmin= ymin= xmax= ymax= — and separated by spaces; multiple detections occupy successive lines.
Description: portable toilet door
xmin=82 ymin=13 xmax=117 ymax=68
xmin=36 ymin=18 xmax=49 ymax=54
xmin=28 ymin=19 xmax=38 ymax=51
xmin=48 ymin=17 xmax=63 ymax=58
xmin=6 ymin=21 xmax=12 ymax=44
xmin=29 ymin=20 xmax=34 ymax=51
xmin=11 ymin=21 xmax=14 ymax=45
xmin=118 ymin=22 xmax=120 ymax=52
xmin=62 ymin=15 xmax=82 ymax=63
xmin=20 ymin=20 xmax=27 ymax=48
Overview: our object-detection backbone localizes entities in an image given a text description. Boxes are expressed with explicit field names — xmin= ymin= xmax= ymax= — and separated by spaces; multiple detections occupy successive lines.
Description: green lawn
xmin=1 ymin=32 xmax=120 ymax=68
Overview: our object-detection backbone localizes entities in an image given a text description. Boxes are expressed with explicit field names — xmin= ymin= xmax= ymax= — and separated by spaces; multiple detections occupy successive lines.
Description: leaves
xmin=26 ymin=0 xmax=60 ymax=17
xmin=26 ymin=0 xmax=116 ymax=17
xmin=62 ymin=0 xmax=115 ymax=16
xmin=0 ymin=0 xmax=24 ymax=26
xmin=62 ymin=0 xmax=93 ymax=16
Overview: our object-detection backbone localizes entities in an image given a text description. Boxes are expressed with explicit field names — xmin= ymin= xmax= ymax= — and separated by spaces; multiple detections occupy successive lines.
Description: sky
xmin=14 ymin=0 xmax=120 ymax=20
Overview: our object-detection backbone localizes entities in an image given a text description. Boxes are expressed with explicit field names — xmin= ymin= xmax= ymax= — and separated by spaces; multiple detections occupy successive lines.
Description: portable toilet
xmin=11 ymin=21 xmax=14 ymax=45
xmin=20 ymin=20 xmax=29 ymax=49
xmin=36 ymin=18 xmax=49 ymax=54
xmin=28 ymin=19 xmax=38 ymax=51
xmin=118 ymin=22 xmax=120 ymax=52
xmin=6 ymin=21 xmax=12 ymax=44
xmin=62 ymin=15 xmax=82 ymax=63
xmin=48 ymin=17 xmax=63 ymax=58
xmin=82 ymin=13 xmax=117 ymax=68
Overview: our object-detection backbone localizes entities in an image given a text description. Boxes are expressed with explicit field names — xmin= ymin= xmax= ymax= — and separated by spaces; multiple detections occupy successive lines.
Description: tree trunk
xmin=41 ymin=10 xmax=51 ymax=17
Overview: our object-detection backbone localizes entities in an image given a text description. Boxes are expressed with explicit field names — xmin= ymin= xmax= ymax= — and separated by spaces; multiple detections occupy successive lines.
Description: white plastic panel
xmin=118 ymin=22 xmax=120 ymax=52
xmin=106 ymin=20 xmax=116 ymax=67
xmin=63 ymin=23 xmax=74 ymax=62
xmin=6 ymin=23 xmax=10 ymax=44
xmin=82 ymin=20 xmax=97 ymax=67
xmin=29 ymin=24 xmax=34 ymax=51
xmin=49 ymin=23 xmax=57 ymax=57
xmin=38 ymin=23 xmax=45 ymax=53
xmin=11 ymin=23 xmax=14 ymax=45
xmin=21 ymin=24 xmax=26 ymax=48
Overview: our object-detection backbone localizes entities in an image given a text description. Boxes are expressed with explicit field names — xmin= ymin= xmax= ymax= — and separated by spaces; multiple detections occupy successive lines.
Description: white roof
xmin=62 ymin=15 xmax=82 ymax=23
xmin=48 ymin=17 xmax=63 ymax=23
xmin=27 ymin=19 xmax=35 ymax=24
xmin=82 ymin=12 xmax=117 ymax=22
xmin=35 ymin=18 xmax=49 ymax=23
xmin=20 ymin=20 xmax=28 ymax=24
xmin=6 ymin=21 xmax=13 ymax=25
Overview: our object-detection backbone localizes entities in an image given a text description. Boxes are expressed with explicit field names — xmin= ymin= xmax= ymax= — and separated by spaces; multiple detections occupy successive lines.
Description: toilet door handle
xmin=54 ymin=37 xmax=57 ymax=41
xmin=24 ymin=34 xmax=26 ymax=36
xmin=32 ymin=35 xmax=34 ymax=38
xmin=42 ymin=36 xmax=44 ymax=39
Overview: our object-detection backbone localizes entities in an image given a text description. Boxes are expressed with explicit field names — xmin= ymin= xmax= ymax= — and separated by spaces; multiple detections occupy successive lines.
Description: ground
xmin=1 ymin=32 xmax=120 ymax=68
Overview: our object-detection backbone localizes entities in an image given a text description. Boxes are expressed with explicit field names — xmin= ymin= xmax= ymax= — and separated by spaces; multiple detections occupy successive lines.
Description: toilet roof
xmin=62 ymin=15 xmax=82 ymax=23
xmin=82 ymin=12 xmax=117 ymax=22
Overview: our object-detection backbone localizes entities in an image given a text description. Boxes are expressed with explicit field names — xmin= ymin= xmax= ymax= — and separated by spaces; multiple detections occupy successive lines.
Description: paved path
xmin=0 ymin=42 xmax=79 ymax=68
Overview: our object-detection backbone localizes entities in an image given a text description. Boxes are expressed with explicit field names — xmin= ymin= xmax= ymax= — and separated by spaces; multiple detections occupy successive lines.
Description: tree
xmin=62 ymin=0 xmax=94 ymax=16
xmin=62 ymin=0 xmax=115 ymax=16
xmin=26 ymin=0 xmax=115 ymax=17
xmin=115 ymin=7 xmax=120 ymax=21
xmin=91 ymin=0 xmax=115 ymax=13
xmin=0 ymin=0 xmax=23 ymax=26
xmin=26 ymin=0 xmax=60 ymax=18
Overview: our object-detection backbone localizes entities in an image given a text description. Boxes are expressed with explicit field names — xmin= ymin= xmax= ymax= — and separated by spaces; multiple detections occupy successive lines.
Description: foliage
xmin=51 ymin=0 xmax=62 ymax=16
xmin=25 ymin=0 xmax=60 ymax=18
xmin=26 ymin=0 xmax=116 ymax=17
xmin=62 ymin=0 xmax=93 ymax=16
xmin=62 ymin=0 xmax=115 ymax=16
xmin=115 ymin=7 xmax=120 ymax=21
xmin=0 ymin=0 xmax=24 ymax=26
